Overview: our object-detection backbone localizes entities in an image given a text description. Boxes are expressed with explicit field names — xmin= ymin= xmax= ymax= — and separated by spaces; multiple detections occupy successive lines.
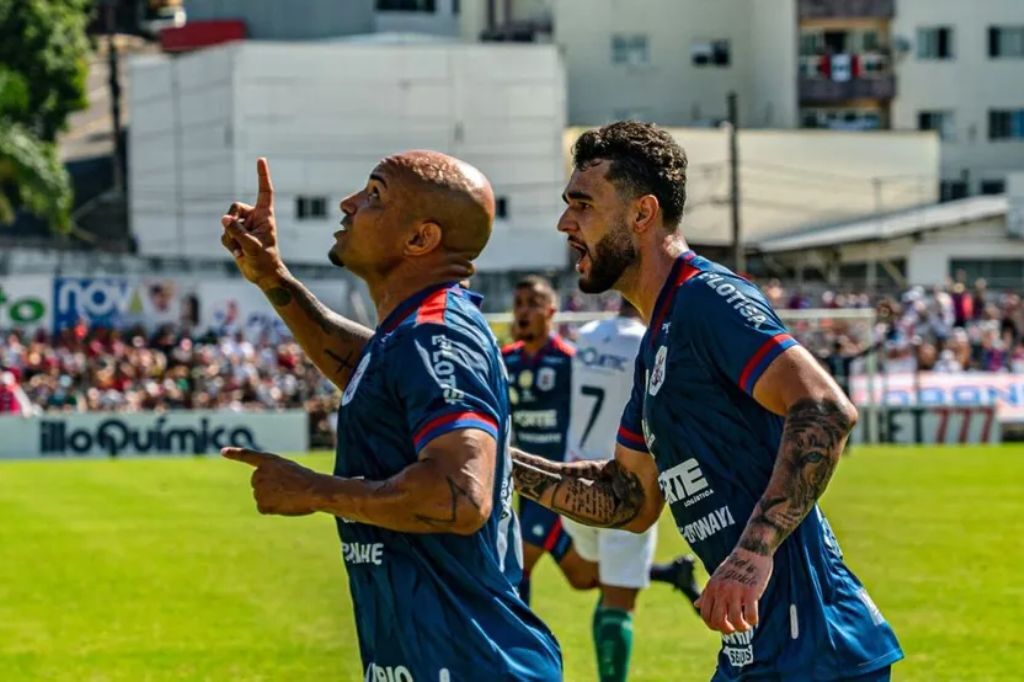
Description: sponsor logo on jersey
xmin=513 ymin=409 xmax=558 ymax=429
xmin=722 ymin=628 xmax=754 ymax=669
xmin=649 ymin=345 xmax=668 ymax=396
xmin=658 ymin=458 xmax=714 ymax=507
xmin=694 ymin=272 xmax=770 ymax=330
xmin=518 ymin=369 xmax=534 ymax=389
xmin=681 ymin=505 xmax=736 ymax=544
xmin=517 ymin=431 xmax=563 ymax=445
xmin=536 ymin=367 xmax=556 ymax=391
xmin=342 ymin=353 xmax=372 ymax=406
xmin=577 ymin=347 xmax=630 ymax=372
xmin=342 ymin=541 xmax=384 ymax=566
xmin=364 ymin=663 xmax=415 ymax=682
xmin=508 ymin=386 xmax=520 ymax=405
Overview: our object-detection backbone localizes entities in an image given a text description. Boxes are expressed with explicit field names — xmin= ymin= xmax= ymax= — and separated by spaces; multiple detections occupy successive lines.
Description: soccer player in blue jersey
xmin=218 ymin=153 xmax=561 ymax=681
xmin=503 ymin=275 xmax=592 ymax=603
xmin=504 ymin=275 xmax=701 ymax=617
xmin=512 ymin=122 xmax=903 ymax=681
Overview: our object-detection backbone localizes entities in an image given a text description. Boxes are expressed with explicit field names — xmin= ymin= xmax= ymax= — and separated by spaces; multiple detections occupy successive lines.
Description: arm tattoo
xmin=716 ymin=554 xmax=760 ymax=587
xmin=265 ymin=286 xmax=292 ymax=307
xmin=261 ymin=275 xmax=372 ymax=387
xmin=512 ymin=452 xmax=644 ymax=529
xmin=264 ymin=280 xmax=335 ymax=335
xmin=739 ymin=397 xmax=853 ymax=556
xmin=413 ymin=475 xmax=481 ymax=529
xmin=324 ymin=348 xmax=356 ymax=375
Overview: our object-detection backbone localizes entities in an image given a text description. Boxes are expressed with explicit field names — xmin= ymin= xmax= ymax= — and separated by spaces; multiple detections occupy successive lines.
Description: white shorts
xmin=562 ymin=517 xmax=657 ymax=589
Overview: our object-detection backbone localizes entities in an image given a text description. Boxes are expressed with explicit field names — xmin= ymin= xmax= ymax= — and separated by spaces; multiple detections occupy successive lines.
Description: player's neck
xmin=621 ymin=234 xmax=691 ymax=326
xmin=368 ymin=264 xmax=469 ymax=326
xmin=521 ymin=331 xmax=552 ymax=356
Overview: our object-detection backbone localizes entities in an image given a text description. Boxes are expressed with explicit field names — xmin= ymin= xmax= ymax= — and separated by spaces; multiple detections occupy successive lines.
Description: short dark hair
xmin=572 ymin=121 xmax=688 ymax=227
xmin=515 ymin=275 xmax=556 ymax=303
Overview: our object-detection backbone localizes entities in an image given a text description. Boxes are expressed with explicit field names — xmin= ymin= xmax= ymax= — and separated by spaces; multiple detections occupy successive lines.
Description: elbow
xmin=451 ymin=494 xmax=492 ymax=536
xmin=836 ymin=392 xmax=858 ymax=433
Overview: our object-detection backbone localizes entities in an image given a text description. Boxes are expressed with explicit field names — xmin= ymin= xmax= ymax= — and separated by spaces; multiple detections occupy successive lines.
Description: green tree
xmin=0 ymin=0 xmax=92 ymax=232
xmin=0 ymin=0 xmax=92 ymax=141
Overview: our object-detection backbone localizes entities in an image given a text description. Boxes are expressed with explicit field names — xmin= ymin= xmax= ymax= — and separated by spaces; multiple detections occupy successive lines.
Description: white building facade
xmin=128 ymin=40 xmax=568 ymax=272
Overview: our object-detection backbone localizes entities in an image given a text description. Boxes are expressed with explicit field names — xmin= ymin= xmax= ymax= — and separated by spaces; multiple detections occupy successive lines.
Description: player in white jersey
xmin=562 ymin=300 xmax=701 ymax=682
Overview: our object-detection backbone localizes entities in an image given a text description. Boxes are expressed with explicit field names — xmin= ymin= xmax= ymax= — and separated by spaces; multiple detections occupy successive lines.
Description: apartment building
xmin=890 ymin=0 xmax=1024 ymax=199
xmin=549 ymin=0 xmax=1023 ymax=198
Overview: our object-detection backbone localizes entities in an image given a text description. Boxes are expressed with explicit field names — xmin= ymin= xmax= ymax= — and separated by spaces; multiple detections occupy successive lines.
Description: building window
xmin=989 ymin=109 xmax=1024 ymax=140
xmin=691 ymin=40 xmax=730 ymax=67
xmin=611 ymin=34 xmax=649 ymax=65
xmin=296 ymin=196 xmax=328 ymax=220
xmin=951 ymin=259 xmax=1024 ymax=287
xmin=918 ymin=110 xmax=955 ymax=141
xmin=376 ymin=0 xmax=436 ymax=12
xmin=980 ymin=179 xmax=1006 ymax=195
xmin=990 ymin=26 xmax=1024 ymax=58
xmin=917 ymin=27 xmax=953 ymax=59
xmin=940 ymin=180 xmax=968 ymax=202
xmin=800 ymin=108 xmax=882 ymax=131
xmin=495 ymin=197 xmax=508 ymax=219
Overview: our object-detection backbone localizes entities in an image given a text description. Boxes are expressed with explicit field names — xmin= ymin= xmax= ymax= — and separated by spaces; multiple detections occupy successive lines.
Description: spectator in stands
xmin=0 ymin=371 xmax=31 ymax=415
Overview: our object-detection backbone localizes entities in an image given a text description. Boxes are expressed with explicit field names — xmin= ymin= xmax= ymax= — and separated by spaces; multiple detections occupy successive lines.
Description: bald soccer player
xmin=218 ymin=153 xmax=561 ymax=681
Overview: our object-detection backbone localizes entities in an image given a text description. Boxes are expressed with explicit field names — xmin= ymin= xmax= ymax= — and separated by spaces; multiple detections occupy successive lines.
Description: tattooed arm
xmin=696 ymin=345 xmax=858 ymax=634
xmin=257 ymin=270 xmax=373 ymax=391
xmin=512 ymin=445 xmax=663 ymax=533
xmin=222 ymin=428 xmax=494 ymax=534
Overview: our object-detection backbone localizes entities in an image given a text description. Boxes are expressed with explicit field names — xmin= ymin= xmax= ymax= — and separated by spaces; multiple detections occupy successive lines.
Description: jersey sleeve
xmin=684 ymin=273 xmax=799 ymax=396
xmin=393 ymin=323 xmax=502 ymax=454
xmin=615 ymin=350 xmax=649 ymax=453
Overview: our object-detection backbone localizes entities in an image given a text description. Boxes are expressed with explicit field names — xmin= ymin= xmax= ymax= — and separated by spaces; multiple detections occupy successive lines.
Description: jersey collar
xmin=377 ymin=281 xmax=481 ymax=333
xmin=648 ymin=250 xmax=696 ymax=347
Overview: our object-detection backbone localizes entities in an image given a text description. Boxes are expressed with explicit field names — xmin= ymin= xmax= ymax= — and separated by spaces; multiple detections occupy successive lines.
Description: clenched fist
xmin=694 ymin=547 xmax=772 ymax=634
xmin=221 ymin=447 xmax=324 ymax=516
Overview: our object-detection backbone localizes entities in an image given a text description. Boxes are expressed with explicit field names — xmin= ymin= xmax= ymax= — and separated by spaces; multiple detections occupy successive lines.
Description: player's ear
xmin=406 ymin=221 xmax=443 ymax=256
xmin=633 ymin=194 xmax=660 ymax=234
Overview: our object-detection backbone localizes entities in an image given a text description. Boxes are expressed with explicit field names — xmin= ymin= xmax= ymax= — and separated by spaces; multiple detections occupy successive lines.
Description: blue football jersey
xmin=502 ymin=336 xmax=575 ymax=461
xmin=617 ymin=253 xmax=903 ymax=680
xmin=334 ymin=282 xmax=562 ymax=681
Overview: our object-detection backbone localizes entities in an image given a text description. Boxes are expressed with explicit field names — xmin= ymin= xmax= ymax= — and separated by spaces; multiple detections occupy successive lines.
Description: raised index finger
xmin=256 ymin=157 xmax=274 ymax=209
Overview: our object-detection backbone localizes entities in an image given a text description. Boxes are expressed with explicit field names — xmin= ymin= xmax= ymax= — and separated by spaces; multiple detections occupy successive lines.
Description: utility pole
xmin=727 ymin=92 xmax=744 ymax=273
xmin=104 ymin=0 xmax=124 ymax=194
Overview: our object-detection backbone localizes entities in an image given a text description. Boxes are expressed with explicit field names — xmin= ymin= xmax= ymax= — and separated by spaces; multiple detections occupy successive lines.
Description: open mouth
xmin=569 ymin=240 xmax=589 ymax=273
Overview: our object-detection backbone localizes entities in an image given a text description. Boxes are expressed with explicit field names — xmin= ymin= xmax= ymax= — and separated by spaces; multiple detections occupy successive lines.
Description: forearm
xmin=310 ymin=460 xmax=491 ymax=535
xmin=511 ymin=449 xmax=644 ymax=529
xmin=511 ymin=447 xmax=606 ymax=479
xmin=737 ymin=397 xmax=855 ymax=556
xmin=257 ymin=269 xmax=373 ymax=390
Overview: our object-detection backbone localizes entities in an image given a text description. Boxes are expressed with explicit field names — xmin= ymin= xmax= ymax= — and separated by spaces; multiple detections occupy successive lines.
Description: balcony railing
xmin=798 ymin=0 xmax=894 ymax=19
xmin=799 ymin=53 xmax=894 ymax=101
xmin=800 ymin=75 xmax=895 ymax=102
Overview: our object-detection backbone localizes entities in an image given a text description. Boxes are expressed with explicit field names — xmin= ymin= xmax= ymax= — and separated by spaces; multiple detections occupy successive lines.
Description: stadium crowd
xmin=1 ymin=276 xmax=1021 ymax=430
xmin=0 ymin=324 xmax=340 ymax=446
xmin=760 ymin=276 xmax=1024 ymax=377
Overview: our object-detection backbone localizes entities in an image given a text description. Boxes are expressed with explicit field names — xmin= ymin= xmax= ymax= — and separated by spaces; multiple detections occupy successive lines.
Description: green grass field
xmin=1 ymin=446 xmax=1021 ymax=681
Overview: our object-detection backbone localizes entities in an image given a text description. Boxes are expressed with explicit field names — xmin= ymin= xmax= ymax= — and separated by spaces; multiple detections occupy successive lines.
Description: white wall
xmin=565 ymin=125 xmax=939 ymax=245
xmin=129 ymin=41 xmax=568 ymax=272
xmin=906 ymin=217 xmax=1023 ymax=285
xmin=892 ymin=0 xmax=1024 ymax=192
